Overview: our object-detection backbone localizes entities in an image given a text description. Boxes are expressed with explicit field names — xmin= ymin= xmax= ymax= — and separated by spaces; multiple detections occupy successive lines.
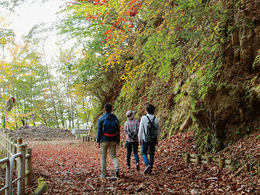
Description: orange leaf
xmin=103 ymin=29 xmax=111 ymax=35
xmin=127 ymin=23 xmax=132 ymax=28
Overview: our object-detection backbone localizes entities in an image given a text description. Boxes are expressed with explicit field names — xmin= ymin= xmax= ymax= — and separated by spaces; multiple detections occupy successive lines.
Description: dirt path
xmin=25 ymin=132 xmax=259 ymax=194
xmin=27 ymin=140 xmax=157 ymax=194
xmin=1 ymin=126 xmax=259 ymax=194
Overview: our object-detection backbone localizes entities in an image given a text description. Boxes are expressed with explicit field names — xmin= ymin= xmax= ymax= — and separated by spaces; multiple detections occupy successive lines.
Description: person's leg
xmin=100 ymin=142 xmax=108 ymax=177
xmin=126 ymin=141 xmax=132 ymax=168
xmin=109 ymin=142 xmax=119 ymax=172
xmin=142 ymin=141 xmax=149 ymax=167
xmin=132 ymin=142 xmax=139 ymax=164
xmin=148 ymin=143 xmax=156 ymax=174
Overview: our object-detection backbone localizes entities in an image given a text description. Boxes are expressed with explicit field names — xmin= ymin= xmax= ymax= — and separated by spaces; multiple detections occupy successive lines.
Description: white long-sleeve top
xmin=138 ymin=114 xmax=160 ymax=142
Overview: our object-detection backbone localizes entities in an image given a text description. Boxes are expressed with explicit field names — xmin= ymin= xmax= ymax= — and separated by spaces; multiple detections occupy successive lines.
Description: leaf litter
xmin=1 ymin=129 xmax=259 ymax=194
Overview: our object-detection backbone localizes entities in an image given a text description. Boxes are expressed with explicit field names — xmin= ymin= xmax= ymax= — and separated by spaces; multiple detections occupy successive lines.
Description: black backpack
xmin=127 ymin=121 xmax=138 ymax=140
xmin=102 ymin=113 xmax=119 ymax=137
xmin=145 ymin=116 xmax=158 ymax=144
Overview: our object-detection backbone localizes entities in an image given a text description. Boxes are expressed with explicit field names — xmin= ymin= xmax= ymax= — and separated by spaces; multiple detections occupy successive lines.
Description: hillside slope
xmin=100 ymin=0 xmax=260 ymax=153
xmin=55 ymin=0 xmax=259 ymax=153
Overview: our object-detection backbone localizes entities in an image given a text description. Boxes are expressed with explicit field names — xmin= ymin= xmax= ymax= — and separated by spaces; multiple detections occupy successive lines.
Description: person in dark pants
xmin=97 ymin=103 xmax=120 ymax=178
xmin=124 ymin=110 xmax=140 ymax=170
xmin=138 ymin=104 xmax=160 ymax=175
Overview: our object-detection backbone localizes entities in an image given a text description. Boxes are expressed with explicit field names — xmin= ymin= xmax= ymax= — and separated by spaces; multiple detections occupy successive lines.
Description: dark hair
xmin=104 ymin=103 xmax=112 ymax=113
xmin=146 ymin=104 xmax=155 ymax=114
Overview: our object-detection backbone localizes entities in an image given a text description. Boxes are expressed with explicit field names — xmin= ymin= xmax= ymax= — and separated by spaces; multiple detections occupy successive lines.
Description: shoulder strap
xmin=146 ymin=115 xmax=153 ymax=124
xmin=102 ymin=114 xmax=107 ymax=131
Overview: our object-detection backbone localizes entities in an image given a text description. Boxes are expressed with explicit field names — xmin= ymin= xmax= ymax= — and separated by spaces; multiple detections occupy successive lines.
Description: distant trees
xmin=0 ymin=30 xmax=92 ymax=130
xmin=0 ymin=1 xmax=94 ymax=130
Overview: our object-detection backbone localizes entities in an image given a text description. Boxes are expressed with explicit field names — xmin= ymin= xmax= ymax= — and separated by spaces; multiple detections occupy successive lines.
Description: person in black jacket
xmin=97 ymin=103 xmax=120 ymax=178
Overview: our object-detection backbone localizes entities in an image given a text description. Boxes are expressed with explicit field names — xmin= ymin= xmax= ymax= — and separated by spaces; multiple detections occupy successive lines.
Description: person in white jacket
xmin=138 ymin=104 xmax=159 ymax=175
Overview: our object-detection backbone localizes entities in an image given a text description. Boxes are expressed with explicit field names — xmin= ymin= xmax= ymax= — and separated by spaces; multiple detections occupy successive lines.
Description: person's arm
xmin=124 ymin=122 xmax=128 ymax=135
xmin=136 ymin=120 xmax=140 ymax=134
xmin=156 ymin=117 xmax=160 ymax=145
xmin=116 ymin=118 xmax=120 ymax=143
xmin=138 ymin=117 xmax=144 ymax=143
xmin=97 ymin=117 xmax=102 ymax=144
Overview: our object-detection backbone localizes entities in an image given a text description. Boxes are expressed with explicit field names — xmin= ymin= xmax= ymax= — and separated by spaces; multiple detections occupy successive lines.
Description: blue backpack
xmin=102 ymin=113 xmax=119 ymax=137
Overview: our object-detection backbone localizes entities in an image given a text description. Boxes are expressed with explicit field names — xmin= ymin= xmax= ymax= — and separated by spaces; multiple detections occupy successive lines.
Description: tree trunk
xmin=58 ymin=99 xmax=65 ymax=128
xmin=30 ymin=76 xmax=35 ymax=126
xmin=67 ymin=106 xmax=71 ymax=129
xmin=70 ymin=96 xmax=74 ymax=128
xmin=46 ymin=66 xmax=59 ymax=128
xmin=82 ymin=99 xmax=90 ymax=129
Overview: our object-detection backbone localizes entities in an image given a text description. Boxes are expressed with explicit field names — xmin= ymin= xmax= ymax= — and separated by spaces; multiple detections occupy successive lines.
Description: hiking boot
xmin=136 ymin=163 xmax=140 ymax=170
xmin=143 ymin=165 xmax=151 ymax=174
xmin=100 ymin=174 xmax=106 ymax=179
xmin=115 ymin=170 xmax=120 ymax=178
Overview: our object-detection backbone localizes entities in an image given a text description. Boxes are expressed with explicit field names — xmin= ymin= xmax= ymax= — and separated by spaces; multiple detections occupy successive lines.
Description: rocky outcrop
xmin=193 ymin=0 xmax=260 ymax=152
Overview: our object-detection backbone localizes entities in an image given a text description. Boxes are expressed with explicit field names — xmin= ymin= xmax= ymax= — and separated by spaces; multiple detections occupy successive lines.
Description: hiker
xmin=124 ymin=110 xmax=140 ymax=170
xmin=97 ymin=103 xmax=120 ymax=178
xmin=138 ymin=104 xmax=159 ymax=175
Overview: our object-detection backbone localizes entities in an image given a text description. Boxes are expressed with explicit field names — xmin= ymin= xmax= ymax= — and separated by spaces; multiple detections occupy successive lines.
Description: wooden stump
xmin=185 ymin=153 xmax=190 ymax=164
xmin=219 ymin=158 xmax=225 ymax=169
xmin=206 ymin=156 xmax=212 ymax=164
xmin=196 ymin=154 xmax=201 ymax=165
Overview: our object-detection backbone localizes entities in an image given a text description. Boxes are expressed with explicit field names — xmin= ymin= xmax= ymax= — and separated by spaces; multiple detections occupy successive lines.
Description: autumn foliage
xmin=65 ymin=0 xmax=144 ymax=42
xmin=58 ymin=0 xmax=260 ymax=155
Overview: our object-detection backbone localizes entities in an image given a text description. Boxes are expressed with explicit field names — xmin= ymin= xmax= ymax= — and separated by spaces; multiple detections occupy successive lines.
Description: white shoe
xmin=143 ymin=165 xmax=151 ymax=174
